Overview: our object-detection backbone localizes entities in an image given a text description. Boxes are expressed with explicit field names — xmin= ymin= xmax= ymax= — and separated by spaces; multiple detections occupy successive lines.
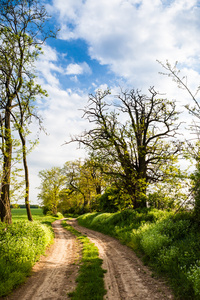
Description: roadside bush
xmin=0 ymin=221 xmax=54 ymax=297
xmin=78 ymin=209 xmax=200 ymax=299
xmin=140 ymin=223 xmax=171 ymax=258
xmin=187 ymin=262 xmax=200 ymax=297
xmin=54 ymin=212 xmax=64 ymax=219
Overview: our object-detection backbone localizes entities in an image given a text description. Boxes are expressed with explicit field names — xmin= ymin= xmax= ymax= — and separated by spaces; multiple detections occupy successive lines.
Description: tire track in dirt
xmin=69 ymin=219 xmax=174 ymax=300
xmin=4 ymin=219 xmax=81 ymax=300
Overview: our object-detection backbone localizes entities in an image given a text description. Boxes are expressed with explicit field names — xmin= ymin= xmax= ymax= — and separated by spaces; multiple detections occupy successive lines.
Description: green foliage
xmin=191 ymin=158 xmax=200 ymax=220
xmin=62 ymin=221 xmax=106 ymax=299
xmin=187 ymin=262 xmax=200 ymax=297
xmin=39 ymin=158 xmax=110 ymax=215
xmin=54 ymin=212 xmax=64 ymax=219
xmin=78 ymin=209 xmax=200 ymax=299
xmin=38 ymin=167 xmax=66 ymax=215
xmin=147 ymin=166 xmax=189 ymax=210
xmin=0 ymin=220 xmax=54 ymax=296
xmin=96 ymin=186 xmax=129 ymax=212
xmin=0 ymin=208 xmax=59 ymax=296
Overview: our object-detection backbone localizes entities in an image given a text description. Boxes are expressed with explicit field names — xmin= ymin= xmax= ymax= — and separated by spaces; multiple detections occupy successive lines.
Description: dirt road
xmin=5 ymin=219 xmax=174 ymax=300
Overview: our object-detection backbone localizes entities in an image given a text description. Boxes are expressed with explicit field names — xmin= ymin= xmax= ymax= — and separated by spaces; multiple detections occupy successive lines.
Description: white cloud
xmin=66 ymin=63 xmax=83 ymax=75
xmin=51 ymin=0 xmax=200 ymax=89
xmin=65 ymin=62 xmax=92 ymax=75
xmin=35 ymin=44 xmax=64 ymax=87
xmin=28 ymin=86 xmax=89 ymax=203
xmin=70 ymin=75 xmax=78 ymax=82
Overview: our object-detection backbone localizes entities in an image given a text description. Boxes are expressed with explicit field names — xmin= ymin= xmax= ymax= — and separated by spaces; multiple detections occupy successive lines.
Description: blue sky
xmin=26 ymin=0 xmax=200 ymax=204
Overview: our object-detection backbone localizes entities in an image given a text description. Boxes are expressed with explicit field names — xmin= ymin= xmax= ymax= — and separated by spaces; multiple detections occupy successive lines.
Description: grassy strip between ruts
xmin=62 ymin=220 xmax=107 ymax=300
xmin=0 ymin=209 xmax=61 ymax=297
xmin=77 ymin=209 xmax=200 ymax=300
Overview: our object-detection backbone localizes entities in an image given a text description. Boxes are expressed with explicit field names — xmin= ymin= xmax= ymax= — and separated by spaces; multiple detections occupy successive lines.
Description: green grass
xmin=0 ymin=208 xmax=60 ymax=297
xmin=62 ymin=221 xmax=106 ymax=300
xmin=12 ymin=208 xmax=59 ymax=225
xmin=12 ymin=208 xmax=44 ymax=220
xmin=78 ymin=209 xmax=200 ymax=300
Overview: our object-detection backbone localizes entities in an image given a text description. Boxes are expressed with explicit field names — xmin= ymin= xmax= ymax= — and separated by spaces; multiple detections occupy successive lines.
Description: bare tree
xmin=158 ymin=60 xmax=200 ymax=119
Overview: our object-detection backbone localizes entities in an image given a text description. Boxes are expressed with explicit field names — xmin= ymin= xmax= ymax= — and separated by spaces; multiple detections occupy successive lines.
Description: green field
xmin=11 ymin=208 xmax=57 ymax=225
xmin=12 ymin=208 xmax=43 ymax=220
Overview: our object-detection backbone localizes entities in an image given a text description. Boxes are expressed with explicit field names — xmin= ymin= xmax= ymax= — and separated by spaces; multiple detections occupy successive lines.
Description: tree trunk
xmin=0 ymin=109 xmax=12 ymax=224
xmin=134 ymin=148 xmax=147 ymax=209
xmin=20 ymin=132 xmax=33 ymax=221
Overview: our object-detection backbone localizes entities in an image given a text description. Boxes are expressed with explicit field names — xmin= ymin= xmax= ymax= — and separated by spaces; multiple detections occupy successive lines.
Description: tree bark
xmin=20 ymin=132 xmax=33 ymax=221
xmin=0 ymin=108 xmax=12 ymax=224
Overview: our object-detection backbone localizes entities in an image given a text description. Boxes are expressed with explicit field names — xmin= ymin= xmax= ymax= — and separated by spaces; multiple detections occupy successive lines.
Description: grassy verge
xmin=78 ymin=209 xmax=200 ymax=300
xmin=62 ymin=221 xmax=106 ymax=300
xmin=0 ymin=208 xmax=61 ymax=297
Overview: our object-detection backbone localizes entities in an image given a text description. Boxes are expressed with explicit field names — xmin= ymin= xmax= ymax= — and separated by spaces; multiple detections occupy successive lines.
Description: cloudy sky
xmin=26 ymin=0 xmax=200 ymax=204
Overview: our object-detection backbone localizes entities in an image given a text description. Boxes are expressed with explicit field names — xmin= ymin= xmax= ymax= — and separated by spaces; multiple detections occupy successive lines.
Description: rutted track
xmin=69 ymin=219 xmax=174 ymax=300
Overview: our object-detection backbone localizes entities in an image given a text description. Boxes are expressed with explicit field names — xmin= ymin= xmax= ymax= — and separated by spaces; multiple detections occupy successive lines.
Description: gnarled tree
xmin=68 ymin=88 xmax=182 ymax=208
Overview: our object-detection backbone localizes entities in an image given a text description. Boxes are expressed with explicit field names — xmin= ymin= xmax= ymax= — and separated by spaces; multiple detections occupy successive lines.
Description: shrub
xmin=0 ymin=221 xmax=54 ymax=297
xmin=54 ymin=212 xmax=64 ymax=219
xmin=187 ymin=262 xmax=200 ymax=297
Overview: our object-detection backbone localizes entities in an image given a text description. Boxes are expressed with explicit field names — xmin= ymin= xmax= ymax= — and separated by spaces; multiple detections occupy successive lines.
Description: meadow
xmin=78 ymin=209 xmax=200 ymax=300
xmin=0 ymin=208 xmax=58 ymax=297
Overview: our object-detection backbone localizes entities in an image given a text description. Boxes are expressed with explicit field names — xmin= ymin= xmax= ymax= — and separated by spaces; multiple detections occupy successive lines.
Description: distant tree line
xmin=11 ymin=204 xmax=39 ymax=209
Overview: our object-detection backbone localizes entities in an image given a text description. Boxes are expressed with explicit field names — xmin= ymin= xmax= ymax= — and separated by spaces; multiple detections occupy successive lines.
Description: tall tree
xmin=62 ymin=160 xmax=96 ymax=213
xmin=0 ymin=0 xmax=56 ymax=223
xmin=68 ymin=88 xmax=182 ymax=208
xmin=58 ymin=158 xmax=108 ymax=213
xmin=38 ymin=167 xmax=66 ymax=215
xmin=11 ymin=82 xmax=46 ymax=221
